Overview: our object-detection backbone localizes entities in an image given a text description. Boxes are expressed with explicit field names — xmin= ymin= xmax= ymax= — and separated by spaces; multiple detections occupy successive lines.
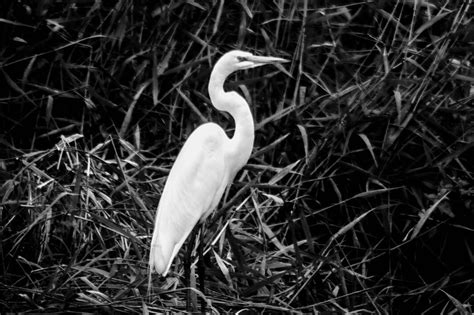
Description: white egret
xmin=149 ymin=50 xmax=288 ymax=276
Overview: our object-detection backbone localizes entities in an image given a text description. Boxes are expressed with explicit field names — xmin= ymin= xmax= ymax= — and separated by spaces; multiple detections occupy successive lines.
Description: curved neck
xmin=209 ymin=68 xmax=255 ymax=176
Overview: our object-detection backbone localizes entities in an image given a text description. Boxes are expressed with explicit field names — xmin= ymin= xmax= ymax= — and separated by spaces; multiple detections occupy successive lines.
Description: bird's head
xmin=215 ymin=50 xmax=289 ymax=75
xmin=208 ymin=50 xmax=289 ymax=111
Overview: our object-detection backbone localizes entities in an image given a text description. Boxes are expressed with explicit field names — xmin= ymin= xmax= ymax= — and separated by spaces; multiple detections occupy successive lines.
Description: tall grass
xmin=1 ymin=0 xmax=473 ymax=313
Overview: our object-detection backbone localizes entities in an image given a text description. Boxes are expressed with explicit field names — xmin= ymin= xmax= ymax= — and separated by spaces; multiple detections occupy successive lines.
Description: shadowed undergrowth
xmin=1 ymin=1 xmax=473 ymax=313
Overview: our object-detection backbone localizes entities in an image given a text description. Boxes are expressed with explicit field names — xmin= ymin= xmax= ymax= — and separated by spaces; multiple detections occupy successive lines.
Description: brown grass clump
xmin=1 ymin=1 xmax=473 ymax=313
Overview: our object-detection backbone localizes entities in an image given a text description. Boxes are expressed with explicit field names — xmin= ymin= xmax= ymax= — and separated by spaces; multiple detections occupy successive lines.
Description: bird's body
xmin=149 ymin=50 xmax=287 ymax=276
xmin=149 ymin=123 xmax=233 ymax=275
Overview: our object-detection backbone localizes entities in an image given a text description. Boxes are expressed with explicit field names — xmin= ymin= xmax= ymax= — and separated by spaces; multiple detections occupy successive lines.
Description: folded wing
xmin=149 ymin=123 xmax=230 ymax=276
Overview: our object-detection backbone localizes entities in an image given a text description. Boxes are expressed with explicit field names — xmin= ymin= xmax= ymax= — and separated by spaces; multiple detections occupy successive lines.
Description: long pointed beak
xmin=241 ymin=55 xmax=290 ymax=69
xmin=246 ymin=55 xmax=290 ymax=65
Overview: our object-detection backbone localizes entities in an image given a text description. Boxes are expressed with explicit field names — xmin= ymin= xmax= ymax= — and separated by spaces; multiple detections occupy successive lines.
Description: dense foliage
xmin=1 ymin=0 xmax=473 ymax=313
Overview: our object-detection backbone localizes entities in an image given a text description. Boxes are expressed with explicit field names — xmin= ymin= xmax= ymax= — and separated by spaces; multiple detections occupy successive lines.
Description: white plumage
xmin=149 ymin=50 xmax=288 ymax=276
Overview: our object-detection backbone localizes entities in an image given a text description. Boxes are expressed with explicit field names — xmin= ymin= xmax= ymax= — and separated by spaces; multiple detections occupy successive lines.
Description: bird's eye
xmin=237 ymin=56 xmax=248 ymax=62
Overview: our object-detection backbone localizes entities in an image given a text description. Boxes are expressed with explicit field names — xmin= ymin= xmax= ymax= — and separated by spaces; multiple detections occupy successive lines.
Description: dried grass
xmin=1 ymin=0 xmax=473 ymax=313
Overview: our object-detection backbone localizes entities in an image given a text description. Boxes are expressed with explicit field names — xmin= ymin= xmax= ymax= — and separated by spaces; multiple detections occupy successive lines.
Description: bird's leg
xmin=185 ymin=226 xmax=198 ymax=312
xmin=198 ymin=226 xmax=206 ymax=313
